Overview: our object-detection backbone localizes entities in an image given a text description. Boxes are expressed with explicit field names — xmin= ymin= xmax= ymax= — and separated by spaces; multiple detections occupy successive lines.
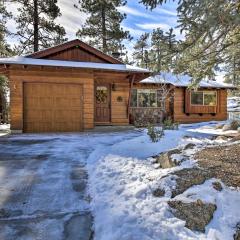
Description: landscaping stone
xmin=152 ymin=188 xmax=165 ymax=197
xmin=168 ymin=200 xmax=216 ymax=232
xmin=234 ymin=223 xmax=240 ymax=240
xmin=171 ymin=168 xmax=212 ymax=198
xmin=215 ymin=135 xmax=229 ymax=141
xmin=212 ymin=181 xmax=223 ymax=191
xmin=155 ymin=149 xmax=182 ymax=169
xmin=215 ymin=124 xmax=224 ymax=129
xmin=222 ymin=124 xmax=232 ymax=131
xmin=184 ymin=143 xmax=196 ymax=150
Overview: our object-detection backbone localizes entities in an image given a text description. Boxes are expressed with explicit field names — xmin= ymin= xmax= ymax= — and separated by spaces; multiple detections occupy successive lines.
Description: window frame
xmin=190 ymin=91 xmax=217 ymax=106
xmin=131 ymin=88 xmax=163 ymax=108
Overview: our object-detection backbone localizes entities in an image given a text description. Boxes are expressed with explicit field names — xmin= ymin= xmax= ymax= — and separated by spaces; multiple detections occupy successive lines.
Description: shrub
xmin=147 ymin=124 xmax=164 ymax=142
xmin=163 ymin=118 xmax=179 ymax=130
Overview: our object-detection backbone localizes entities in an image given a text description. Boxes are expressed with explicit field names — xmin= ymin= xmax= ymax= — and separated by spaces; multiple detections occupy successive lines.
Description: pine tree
xmin=133 ymin=33 xmax=150 ymax=68
xmin=75 ymin=0 xmax=132 ymax=55
xmin=141 ymin=0 xmax=240 ymax=85
xmin=13 ymin=0 xmax=67 ymax=53
xmin=0 ymin=1 xmax=13 ymax=57
xmin=150 ymin=28 xmax=176 ymax=72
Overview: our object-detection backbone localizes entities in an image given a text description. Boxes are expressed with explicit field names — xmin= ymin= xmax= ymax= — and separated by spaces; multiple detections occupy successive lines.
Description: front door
xmin=95 ymin=84 xmax=111 ymax=123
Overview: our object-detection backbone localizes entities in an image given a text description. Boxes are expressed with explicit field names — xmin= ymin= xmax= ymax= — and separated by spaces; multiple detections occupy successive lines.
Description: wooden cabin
xmin=0 ymin=40 xmax=234 ymax=133
xmin=130 ymin=73 xmax=234 ymax=124
xmin=0 ymin=39 xmax=149 ymax=133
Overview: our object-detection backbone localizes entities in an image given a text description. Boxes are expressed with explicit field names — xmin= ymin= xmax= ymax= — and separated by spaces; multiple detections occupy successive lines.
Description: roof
xmin=27 ymin=39 xmax=123 ymax=64
xmin=141 ymin=72 xmax=235 ymax=89
xmin=0 ymin=56 xmax=150 ymax=73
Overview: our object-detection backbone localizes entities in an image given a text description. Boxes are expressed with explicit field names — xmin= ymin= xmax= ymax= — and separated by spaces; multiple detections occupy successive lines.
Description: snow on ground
xmin=86 ymin=122 xmax=240 ymax=240
xmin=228 ymin=97 xmax=240 ymax=112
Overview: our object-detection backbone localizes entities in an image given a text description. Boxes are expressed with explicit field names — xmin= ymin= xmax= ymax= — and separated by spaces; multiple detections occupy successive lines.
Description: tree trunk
xmin=101 ymin=5 xmax=107 ymax=53
xmin=33 ymin=0 xmax=39 ymax=52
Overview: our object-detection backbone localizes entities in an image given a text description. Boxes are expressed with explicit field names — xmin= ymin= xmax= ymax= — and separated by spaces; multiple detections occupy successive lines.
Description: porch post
xmin=127 ymin=74 xmax=136 ymax=120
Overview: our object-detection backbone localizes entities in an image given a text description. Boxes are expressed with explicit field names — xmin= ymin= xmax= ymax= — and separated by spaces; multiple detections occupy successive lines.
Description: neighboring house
xmin=0 ymin=40 xmax=235 ymax=133
xmin=130 ymin=73 xmax=235 ymax=124
xmin=0 ymin=39 xmax=149 ymax=133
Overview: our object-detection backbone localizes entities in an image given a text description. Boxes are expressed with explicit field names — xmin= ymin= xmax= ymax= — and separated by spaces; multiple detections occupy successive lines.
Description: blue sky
xmin=7 ymin=0 xmax=180 ymax=49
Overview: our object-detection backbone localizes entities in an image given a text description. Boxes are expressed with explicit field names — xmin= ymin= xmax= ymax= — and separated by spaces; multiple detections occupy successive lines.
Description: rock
xmin=171 ymin=168 xmax=212 ymax=198
xmin=238 ymin=127 xmax=240 ymax=133
xmin=168 ymin=200 xmax=216 ymax=232
xmin=234 ymin=223 xmax=240 ymax=240
xmin=215 ymin=135 xmax=228 ymax=141
xmin=231 ymin=134 xmax=240 ymax=142
xmin=155 ymin=149 xmax=182 ymax=169
xmin=215 ymin=124 xmax=224 ymax=129
xmin=156 ymin=152 xmax=177 ymax=168
xmin=222 ymin=124 xmax=232 ymax=131
xmin=184 ymin=143 xmax=196 ymax=150
xmin=212 ymin=181 xmax=223 ymax=191
xmin=230 ymin=120 xmax=240 ymax=130
xmin=152 ymin=188 xmax=165 ymax=197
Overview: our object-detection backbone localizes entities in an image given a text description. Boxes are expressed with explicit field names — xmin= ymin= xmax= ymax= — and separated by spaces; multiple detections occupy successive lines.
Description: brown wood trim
xmin=127 ymin=74 xmax=136 ymax=118
xmin=94 ymin=83 xmax=111 ymax=123
xmin=22 ymin=82 xmax=84 ymax=132
xmin=27 ymin=39 xmax=123 ymax=64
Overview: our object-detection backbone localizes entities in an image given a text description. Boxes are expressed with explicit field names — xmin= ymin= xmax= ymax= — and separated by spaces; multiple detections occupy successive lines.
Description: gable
xmin=43 ymin=46 xmax=109 ymax=63
xmin=27 ymin=39 xmax=122 ymax=64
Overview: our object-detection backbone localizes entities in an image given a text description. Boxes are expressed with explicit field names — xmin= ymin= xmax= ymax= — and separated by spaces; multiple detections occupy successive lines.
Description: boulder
xmin=152 ymin=188 xmax=165 ymax=197
xmin=215 ymin=135 xmax=229 ymax=141
xmin=184 ymin=143 xmax=196 ymax=150
xmin=230 ymin=134 xmax=240 ymax=142
xmin=215 ymin=124 xmax=224 ymax=129
xmin=168 ymin=200 xmax=216 ymax=232
xmin=212 ymin=181 xmax=223 ymax=191
xmin=171 ymin=168 xmax=212 ymax=198
xmin=222 ymin=124 xmax=232 ymax=131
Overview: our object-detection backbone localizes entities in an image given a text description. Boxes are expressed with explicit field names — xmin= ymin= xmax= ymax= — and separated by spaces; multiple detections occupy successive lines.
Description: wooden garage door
xmin=23 ymin=83 xmax=83 ymax=133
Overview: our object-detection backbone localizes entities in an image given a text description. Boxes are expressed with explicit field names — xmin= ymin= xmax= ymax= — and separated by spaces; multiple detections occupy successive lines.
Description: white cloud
xmin=122 ymin=25 xmax=145 ymax=38
xmin=136 ymin=23 xmax=171 ymax=31
xmin=56 ymin=0 xmax=87 ymax=39
xmin=154 ymin=8 xmax=177 ymax=16
xmin=118 ymin=5 xmax=156 ymax=20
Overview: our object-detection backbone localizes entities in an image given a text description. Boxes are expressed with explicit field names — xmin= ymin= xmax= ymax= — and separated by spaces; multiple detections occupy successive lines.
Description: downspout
xmin=127 ymin=74 xmax=136 ymax=121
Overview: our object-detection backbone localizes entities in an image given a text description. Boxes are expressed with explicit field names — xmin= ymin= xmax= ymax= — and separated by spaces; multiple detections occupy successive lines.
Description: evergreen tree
xmin=0 ymin=1 xmax=13 ymax=57
xmin=13 ymin=0 xmax=67 ymax=53
xmin=150 ymin=28 xmax=176 ymax=72
xmin=133 ymin=33 xmax=150 ymax=68
xmin=75 ymin=0 xmax=132 ymax=54
xmin=141 ymin=0 xmax=240 ymax=85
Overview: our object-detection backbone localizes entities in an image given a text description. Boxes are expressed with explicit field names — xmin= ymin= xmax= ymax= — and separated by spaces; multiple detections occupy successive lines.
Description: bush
xmin=147 ymin=124 xmax=164 ymax=142
xmin=163 ymin=118 xmax=179 ymax=130
xmin=230 ymin=120 xmax=240 ymax=130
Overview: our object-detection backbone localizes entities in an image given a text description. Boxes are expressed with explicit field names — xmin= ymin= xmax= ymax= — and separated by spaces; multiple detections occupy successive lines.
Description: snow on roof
xmin=141 ymin=72 xmax=235 ymax=89
xmin=0 ymin=56 xmax=150 ymax=73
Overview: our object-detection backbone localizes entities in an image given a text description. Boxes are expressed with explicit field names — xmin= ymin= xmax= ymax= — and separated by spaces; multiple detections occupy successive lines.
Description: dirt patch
xmin=195 ymin=143 xmax=240 ymax=188
xmin=171 ymin=168 xmax=213 ymax=198
xmin=168 ymin=200 xmax=216 ymax=232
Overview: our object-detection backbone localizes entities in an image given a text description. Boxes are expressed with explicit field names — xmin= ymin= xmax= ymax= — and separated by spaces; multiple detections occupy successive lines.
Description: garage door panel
xmin=23 ymin=83 xmax=83 ymax=133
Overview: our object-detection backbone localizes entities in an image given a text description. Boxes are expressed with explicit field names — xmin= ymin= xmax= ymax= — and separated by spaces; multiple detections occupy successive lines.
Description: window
xmin=191 ymin=91 xmax=217 ymax=106
xmin=130 ymin=89 xmax=163 ymax=108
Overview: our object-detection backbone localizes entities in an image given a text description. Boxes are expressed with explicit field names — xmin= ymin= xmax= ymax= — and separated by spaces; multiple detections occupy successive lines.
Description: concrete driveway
xmin=0 ymin=131 xmax=139 ymax=240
